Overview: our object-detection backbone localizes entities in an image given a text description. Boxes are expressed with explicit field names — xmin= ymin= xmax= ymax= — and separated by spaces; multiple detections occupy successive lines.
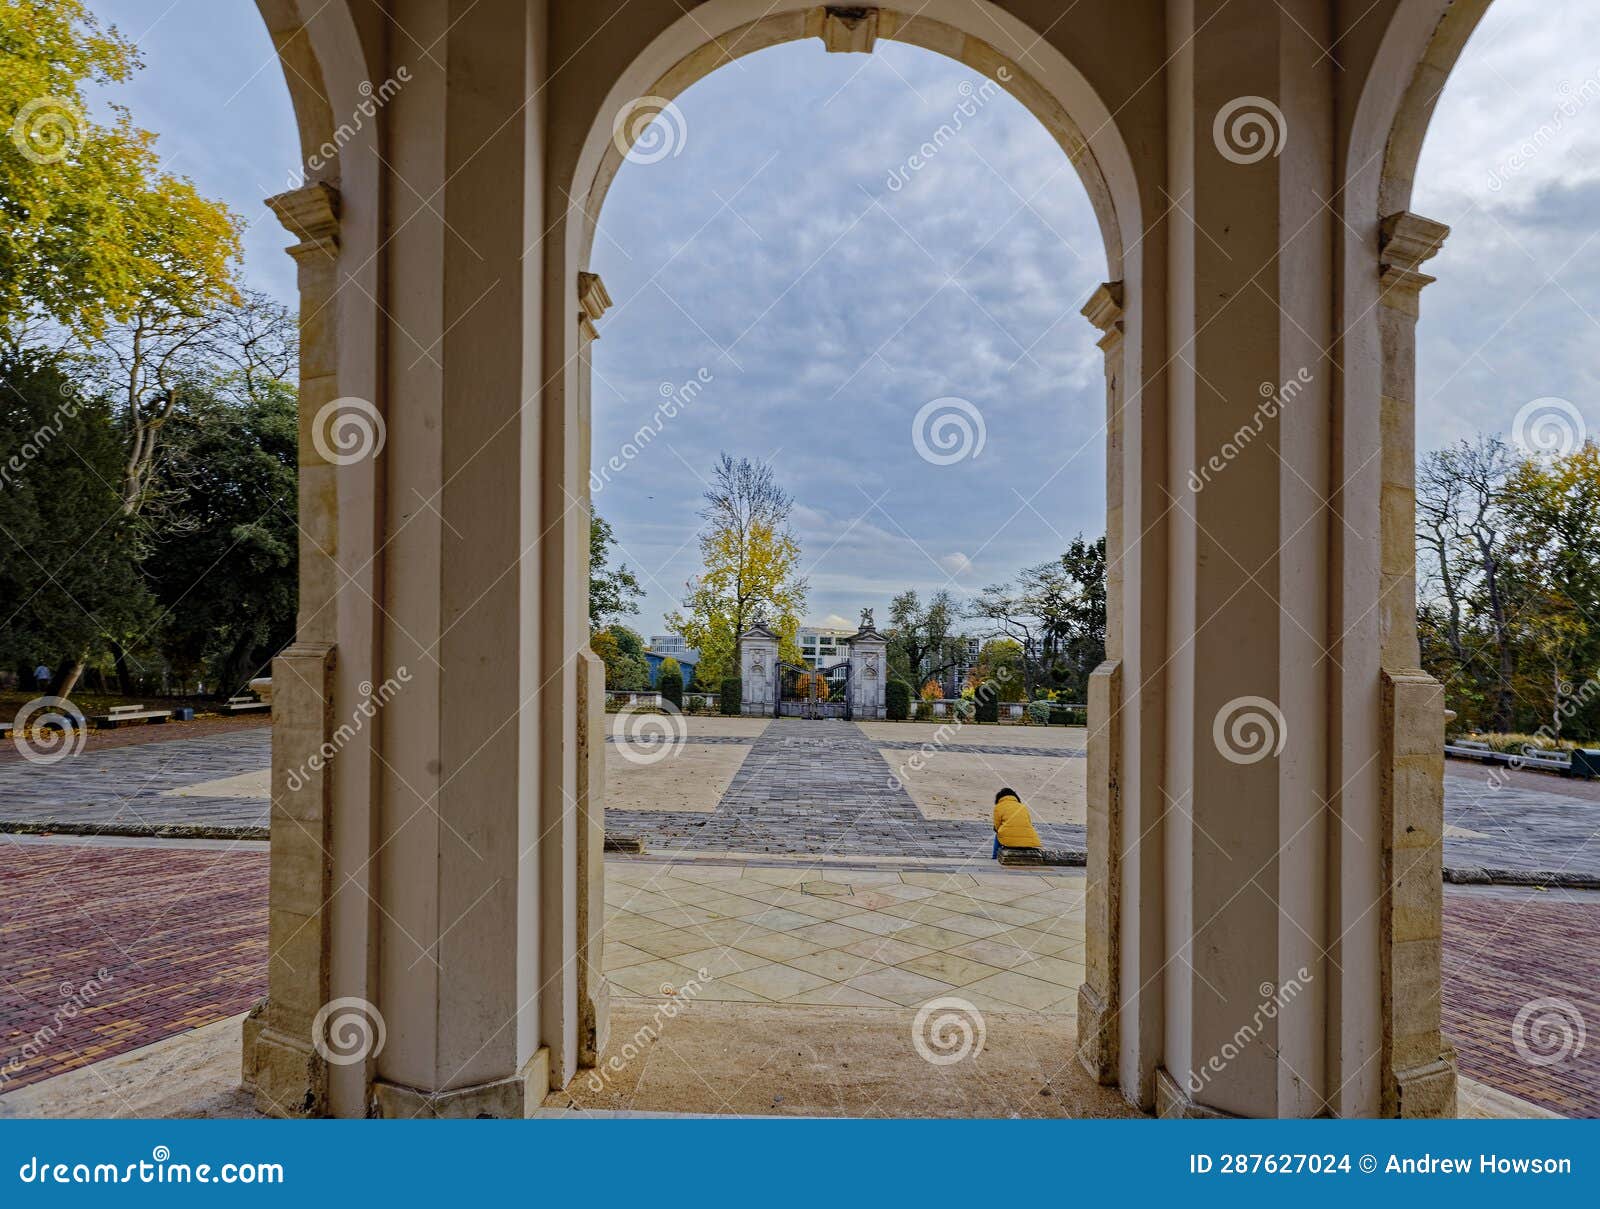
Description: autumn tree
xmin=885 ymin=588 xmax=967 ymax=690
xmin=666 ymin=454 xmax=807 ymax=683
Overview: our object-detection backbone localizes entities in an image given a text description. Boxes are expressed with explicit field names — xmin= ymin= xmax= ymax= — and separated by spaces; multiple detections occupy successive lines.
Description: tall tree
xmin=666 ymin=454 xmax=807 ymax=683
xmin=885 ymin=588 xmax=966 ymax=690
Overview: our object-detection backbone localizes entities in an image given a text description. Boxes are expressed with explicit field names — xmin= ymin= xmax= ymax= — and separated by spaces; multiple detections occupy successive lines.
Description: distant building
xmin=643 ymin=650 xmax=698 ymax=689
xmin=648 ymin=634 xmax=697 ymax=661
xmin=799 ymin=625 xmax=854 ymax=668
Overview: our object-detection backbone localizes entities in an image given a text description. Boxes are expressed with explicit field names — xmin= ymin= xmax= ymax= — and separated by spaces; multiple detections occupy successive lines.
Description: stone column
xmin=245 ymin=181 xmax=344 ymax=1117
xmin=1375 ymin=211 xmax=1456 ymax=1117
xmin=1076 ymin=282 xmax=1123 ymax=1084
xmin=740 ymin=624 xmax=779 ymax=717
xmin=846 ymin=617 xmax=888 ymax=720
xmin=574 ymin=271 xmax=612 ymax=1070
xmin=1151 ymin=3 xmax=1337 ymax=1118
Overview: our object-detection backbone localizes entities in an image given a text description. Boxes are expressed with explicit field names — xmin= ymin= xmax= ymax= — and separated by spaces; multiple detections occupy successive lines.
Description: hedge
xmin=885 ymin=680 xmax=911 ymax=721
xmin=974 ymin=690 xmax=999 ymax=723
xmin=720 ymin=678 xmax=742 ymax=715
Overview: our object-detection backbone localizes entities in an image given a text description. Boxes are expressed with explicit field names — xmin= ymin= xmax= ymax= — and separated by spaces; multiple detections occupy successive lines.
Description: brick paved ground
xmin=608 ymin=719 xmax=1084 ymax=859
xmin=0 ymin=842 xmax=267 ymax=1094
xmin=1441 ymin=888 xmax=1600 ymax=1117
xmin=0 ymin=713 xmax=268 ymax=765
xmin=0 ymin=730 xmax=270 ymax=831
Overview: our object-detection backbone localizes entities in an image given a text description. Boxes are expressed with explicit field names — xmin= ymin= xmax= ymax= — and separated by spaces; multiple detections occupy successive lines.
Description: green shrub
xmin=1027 ymin=700 xmax=1052 ymax=725
xmin=953 ymin=698 xmax=975 ymax=722
xmin=688 ymin=695 xmax=705 ymax=714
xmin=914 ymin=701 xmax=934 ymax=721
xmin=1050 ymin=704 xmax=1086 ymax=726
xmin=885 ymin=680 xmax=911 ymax=721
xmin=657 ymin=657 xmax=683 ymax=709
xmin=720 ymin=678 xmax=741 ymax=715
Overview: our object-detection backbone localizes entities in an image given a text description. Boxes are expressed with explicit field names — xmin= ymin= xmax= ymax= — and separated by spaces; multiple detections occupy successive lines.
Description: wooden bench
xmin=220 ymin=695 xmax=271 ymax=715
xmin=91 ymin=704 xmax=173 ymax=729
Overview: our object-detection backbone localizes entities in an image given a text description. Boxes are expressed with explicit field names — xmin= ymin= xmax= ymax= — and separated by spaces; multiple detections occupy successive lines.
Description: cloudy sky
xmin=86 ymin=0 xmax=1600 ymax=636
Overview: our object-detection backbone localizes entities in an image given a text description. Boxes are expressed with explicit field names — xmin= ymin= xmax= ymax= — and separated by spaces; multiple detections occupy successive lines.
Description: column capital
xmin=266 ymin=182 xmax=340 ymax=260
xmin=818 ymin=7 xmax=878 ymax=54
xmin=577 ymin=271 xmax=612 ymax=341
xmin=1081 ymin=280 xmax=1125 ymax=351
xmin=1378 ymin=212 xmax=1450 ymax=314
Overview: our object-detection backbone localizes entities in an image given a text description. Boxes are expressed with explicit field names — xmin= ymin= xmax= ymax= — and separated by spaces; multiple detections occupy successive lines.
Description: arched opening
xmin=553 ymin=5 xmax=1140 ymax=1112
xmin=1366 ymin=0 xmax=1600 ymax=1118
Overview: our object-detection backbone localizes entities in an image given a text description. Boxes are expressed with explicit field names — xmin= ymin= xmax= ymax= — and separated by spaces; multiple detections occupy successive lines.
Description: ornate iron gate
xmin=777 ymin=660 xmax=851 ymax=719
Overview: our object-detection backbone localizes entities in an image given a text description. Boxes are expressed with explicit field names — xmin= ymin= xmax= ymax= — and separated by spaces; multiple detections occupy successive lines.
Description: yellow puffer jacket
xmin=993 ymin=793 xmax=1042 ymax=849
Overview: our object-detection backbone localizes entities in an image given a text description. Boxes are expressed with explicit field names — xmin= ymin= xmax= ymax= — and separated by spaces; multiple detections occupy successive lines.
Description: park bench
xmin=91 ymin=703 xmax=173 ymax=729
xmin=220 ymin=695 xmax=271 ymax=715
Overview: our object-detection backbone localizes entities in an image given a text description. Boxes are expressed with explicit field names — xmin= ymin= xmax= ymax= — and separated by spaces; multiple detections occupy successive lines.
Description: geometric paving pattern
xmin=605 ymin=859 xmax=1086 ymax=1015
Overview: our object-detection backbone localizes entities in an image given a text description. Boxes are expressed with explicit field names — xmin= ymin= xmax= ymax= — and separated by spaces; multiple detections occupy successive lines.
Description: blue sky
xmin=84 ymin=1 xmax=1600 ymax=635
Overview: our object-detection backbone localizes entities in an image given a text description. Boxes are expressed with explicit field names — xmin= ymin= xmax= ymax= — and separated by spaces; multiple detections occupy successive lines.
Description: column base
xmin=244 ymin=1010 xmax=326 ymax=1119
xmin=1075 ymin=982 xmax=1118 ymax=1085
xmin=1391 ymin=1051 xmax=1458 ymax=1118
xmin=579 ymin=977 xmax=612 ymax=1070
xmin=1155 ymin=1068 xmax=1238 ymax=1119
xmin=372 ymin=1049 xmax=551 ymax=1119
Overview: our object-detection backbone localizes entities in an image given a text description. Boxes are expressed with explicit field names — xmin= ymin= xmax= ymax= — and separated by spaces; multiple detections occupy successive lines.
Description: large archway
xmin=555 ymin=2 xmax=1144 ymax=1108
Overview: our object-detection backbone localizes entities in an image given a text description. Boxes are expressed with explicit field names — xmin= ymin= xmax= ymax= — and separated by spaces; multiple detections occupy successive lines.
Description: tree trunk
xmin=48 ymin=657 xmax=84 ymax=699
xmin=109 ymin=640 xmax=135 ymax=696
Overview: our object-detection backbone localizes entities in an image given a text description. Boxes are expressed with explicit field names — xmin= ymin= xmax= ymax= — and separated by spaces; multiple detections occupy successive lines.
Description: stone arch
xmin=551 ymin=0 xmax=1145 ymax=1101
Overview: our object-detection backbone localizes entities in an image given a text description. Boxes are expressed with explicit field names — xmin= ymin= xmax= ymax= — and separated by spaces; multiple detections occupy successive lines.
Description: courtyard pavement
xmin=3 ymin=718 xmax=1599 ymax=878
xmin=1 ymin=839 xmax=1594 ymax=1116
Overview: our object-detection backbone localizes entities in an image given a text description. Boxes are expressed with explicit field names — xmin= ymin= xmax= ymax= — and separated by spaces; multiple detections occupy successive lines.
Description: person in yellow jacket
xmin=992 ymin=787 xmax=1042 ymax=858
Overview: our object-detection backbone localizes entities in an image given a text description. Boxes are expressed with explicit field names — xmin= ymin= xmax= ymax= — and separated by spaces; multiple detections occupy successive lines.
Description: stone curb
xmin=0 ymin=821 xmax=268 ymax=841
